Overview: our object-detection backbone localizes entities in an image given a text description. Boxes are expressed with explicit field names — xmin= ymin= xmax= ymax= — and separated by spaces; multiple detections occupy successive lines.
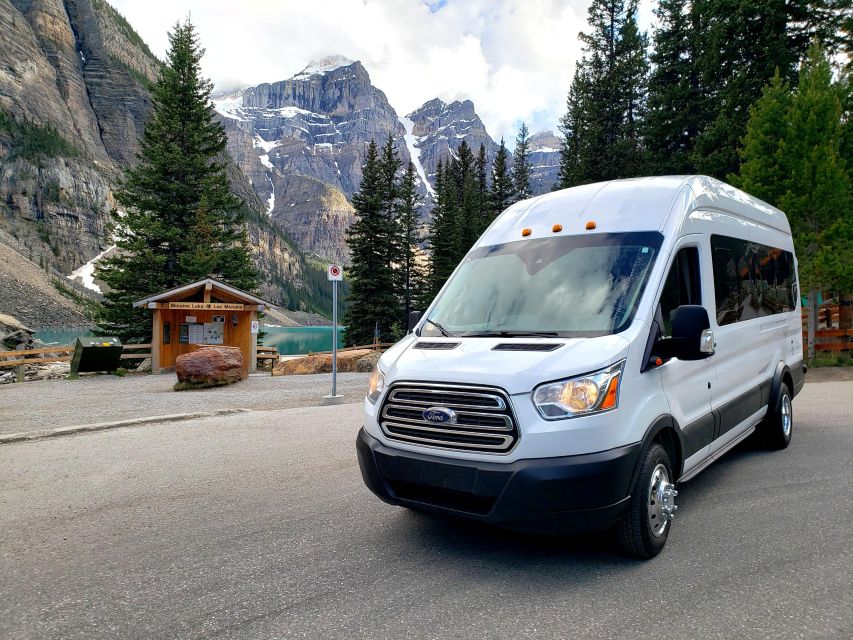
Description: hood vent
xmin=413 ymin=341 xmax=460 ymax=350
xmin=492 ymin=343 xmax=563 ymax=352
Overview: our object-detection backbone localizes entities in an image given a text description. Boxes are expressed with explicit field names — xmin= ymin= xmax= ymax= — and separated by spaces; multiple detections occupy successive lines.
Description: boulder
xmin=272 ymin=349 xmax=376 ymax=376
xmin=355 ymin=351 xmax=380 ymax=372
xmin=0 ymin=313 xmax=34 ymax=350
xmin=174 ymin=346 xmax=246 ymax=390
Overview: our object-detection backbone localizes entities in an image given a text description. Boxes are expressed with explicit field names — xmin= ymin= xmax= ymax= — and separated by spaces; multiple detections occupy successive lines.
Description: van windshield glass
xmin=422 ymin=232 xmax=663 ymax=338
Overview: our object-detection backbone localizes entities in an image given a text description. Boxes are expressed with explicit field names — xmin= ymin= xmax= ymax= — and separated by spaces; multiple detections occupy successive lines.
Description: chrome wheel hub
xmin=648 ymin=463 xmax=678 ymax=537
xmin=781 ymin=393 xmax=792 ymax=438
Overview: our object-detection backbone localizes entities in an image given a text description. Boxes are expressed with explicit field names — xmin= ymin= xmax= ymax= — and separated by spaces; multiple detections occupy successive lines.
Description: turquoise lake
xmin=34 ymin=326 xmax=344 ymax=356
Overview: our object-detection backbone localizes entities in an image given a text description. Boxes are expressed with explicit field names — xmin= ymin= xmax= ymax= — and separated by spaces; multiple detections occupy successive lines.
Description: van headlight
xmin=532 ymin=362 xmax=624 ymax=419
xmin=366 ymin=364 xmax=386 ymax=404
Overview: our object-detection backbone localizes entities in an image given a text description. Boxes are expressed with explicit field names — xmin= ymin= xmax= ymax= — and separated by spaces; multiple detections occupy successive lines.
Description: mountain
xmin=213 ymin=57 xmax=422 ymax=263
xmin=403 ymin=98 xmax=499 ymax=193
xmin=0 ymin=0 xmax=337 ymax=318
xmin=528 ymin=130 xmax=561 ymax=194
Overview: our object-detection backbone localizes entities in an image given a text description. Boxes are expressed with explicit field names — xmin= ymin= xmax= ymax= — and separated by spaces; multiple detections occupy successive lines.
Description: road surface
xmin=1 ymin=380 xmax=850 ymax=639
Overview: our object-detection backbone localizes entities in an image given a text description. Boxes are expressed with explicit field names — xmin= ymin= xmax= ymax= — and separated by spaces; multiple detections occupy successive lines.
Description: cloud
xmin=108 ymin=0 xmax=653 ymax=145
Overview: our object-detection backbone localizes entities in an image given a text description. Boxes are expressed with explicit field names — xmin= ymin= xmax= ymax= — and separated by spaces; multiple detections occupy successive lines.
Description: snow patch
xmin=259 ymin=154 xmax=273 ymax=169
xmin=400 ymin=116 xmax=436 ymax=198
xmin=212 ymin=89 xmax=246 ymax=120
xmin=293 ymin=55 xmax=355 ymax=80
xmin=532 ymin=146 xmax=558 ymax=153
xmin=266 ymin=174 xmax=275 ymax=215
xmin=67 ymin=245 xmax=114 ymax=294
xmin=253 ymin=134 xmax=281 ymax=153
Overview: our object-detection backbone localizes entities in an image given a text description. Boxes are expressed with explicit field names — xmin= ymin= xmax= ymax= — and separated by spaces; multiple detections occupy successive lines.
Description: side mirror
xmin=407 ymin=310 xmax=422 ymax=334
xmin=655 ymin=305 xmax=714 ymax=362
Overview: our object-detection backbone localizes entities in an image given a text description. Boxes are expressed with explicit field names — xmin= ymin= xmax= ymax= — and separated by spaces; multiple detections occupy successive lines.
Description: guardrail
xmin=0 ymin=344 xmax=153 ymax=382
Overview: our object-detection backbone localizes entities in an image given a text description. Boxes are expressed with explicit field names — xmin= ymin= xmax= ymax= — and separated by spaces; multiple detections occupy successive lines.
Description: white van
xmin=356 ymin=176 xmax=805 ymax=558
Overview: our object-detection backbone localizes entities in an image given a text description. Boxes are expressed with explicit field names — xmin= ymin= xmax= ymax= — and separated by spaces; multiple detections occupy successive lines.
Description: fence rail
xmin=1 ymin=344 xmax=153 ymax=381
xmin=802 ymin=302 xmax=851 ymax=354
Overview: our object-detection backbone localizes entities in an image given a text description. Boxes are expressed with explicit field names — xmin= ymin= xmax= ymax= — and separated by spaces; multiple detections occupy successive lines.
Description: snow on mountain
xmin=400 ymin=116 xmax=436 ymax=199
xmin=67 ymin=244 xmax=115 ymax=294
xmin=528 ymin=130 xmax=561 ymax=194
xmin=292 ymin=55 xmax=356 ymax=80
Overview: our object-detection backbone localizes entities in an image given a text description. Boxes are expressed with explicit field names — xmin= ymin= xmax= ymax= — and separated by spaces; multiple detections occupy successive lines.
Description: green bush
xmin=0 ymin=111 xmax=79 ymax=161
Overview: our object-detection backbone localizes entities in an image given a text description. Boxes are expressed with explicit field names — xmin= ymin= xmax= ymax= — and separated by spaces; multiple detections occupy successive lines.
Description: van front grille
xmin=379 ymin=382 xmax=518 ymax=453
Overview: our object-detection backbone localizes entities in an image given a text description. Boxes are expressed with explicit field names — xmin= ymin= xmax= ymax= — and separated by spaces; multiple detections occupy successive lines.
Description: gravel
xmin=0 ymin=371 xmax=370 ymax=436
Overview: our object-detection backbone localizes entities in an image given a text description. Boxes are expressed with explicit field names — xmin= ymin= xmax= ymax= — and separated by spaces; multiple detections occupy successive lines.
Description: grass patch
xmin=811 ymin=353 xmax=852 ymax=367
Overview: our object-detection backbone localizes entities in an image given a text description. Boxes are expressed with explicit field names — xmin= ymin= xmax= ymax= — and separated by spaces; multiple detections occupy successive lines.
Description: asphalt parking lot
xmin=1 ymin=379 xmax=850 ymax=639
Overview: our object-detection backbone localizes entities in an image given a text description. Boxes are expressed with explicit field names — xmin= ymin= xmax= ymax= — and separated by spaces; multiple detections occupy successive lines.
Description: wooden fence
xmin=801 ymin=302 xmax=853 ymax=356
xmin=0 ymin=344 xmax=152 ymax=382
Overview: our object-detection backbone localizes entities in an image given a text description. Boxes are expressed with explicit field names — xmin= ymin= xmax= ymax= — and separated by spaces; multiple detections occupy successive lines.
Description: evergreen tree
xmin=475 ymin=143 xmax=490 ymax=235
xmin=511 ymin=122 xmax=532 ymax=201
xmin=396 ymin=161 xmax=428 ymax=324
xmin=452 ymin=140 xmax=480 ymax=252
xmin=733 ymin=45 xmax=852 ymax=293
xmin=776 ymin=45 xmax=852 ymax=293
xmin=427 ymin=159 xmax=461 ymax=298
xmin=557 ymin=0 xmax=648 ymax=187
xmin=643 ymin=0 xmax=703 ymax=174
xmin=489 ymin=137 xmax=515 ymax=216
xmin=343 ymin=140 xmax=399 ymax=345
xmin=95 ymin=20 xmax=256 ymax=342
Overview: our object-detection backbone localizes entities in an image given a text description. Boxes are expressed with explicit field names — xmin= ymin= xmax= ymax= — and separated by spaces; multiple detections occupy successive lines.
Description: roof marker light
xmin=585 ymin=221 xmax=597 ymax=230
xmin=552 ymin=224 xmax=563 ymax=233
xmin=522 ymin=228 xmax=532 ymax=237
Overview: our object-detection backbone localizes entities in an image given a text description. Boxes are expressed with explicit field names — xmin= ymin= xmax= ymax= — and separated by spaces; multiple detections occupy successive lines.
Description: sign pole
xmin=322 ymin=263 xmax=344 ymax=405
xmin=332 ymin=278 xmax=338 ymax=397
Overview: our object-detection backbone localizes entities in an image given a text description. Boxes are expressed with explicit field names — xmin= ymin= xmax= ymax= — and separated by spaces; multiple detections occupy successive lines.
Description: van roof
xmin=480 ymin=176 xmax=791 ymax=246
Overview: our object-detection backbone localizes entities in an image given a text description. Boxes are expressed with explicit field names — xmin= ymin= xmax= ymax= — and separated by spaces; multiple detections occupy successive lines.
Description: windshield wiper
xmin=462 ymin=330 xmax=560 ymax=338
xmin=423 ymin=318 xmax=454 ymax=337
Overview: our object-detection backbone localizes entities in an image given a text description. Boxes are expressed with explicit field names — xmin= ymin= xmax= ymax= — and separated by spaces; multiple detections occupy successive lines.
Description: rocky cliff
xmin=214 ymin=56 xmax=425 ymax=263
xmin=528 ymin=130 xmax=561 ymax=195
xmin=0 ymin=0 xmax=336 ymax=318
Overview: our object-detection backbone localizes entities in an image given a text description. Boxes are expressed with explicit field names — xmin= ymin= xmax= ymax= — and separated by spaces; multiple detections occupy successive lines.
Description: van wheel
xmin=616 ymin=443 xmax=677 ymax=559
xmin=762 ymin=382 xmax=793 ymax=450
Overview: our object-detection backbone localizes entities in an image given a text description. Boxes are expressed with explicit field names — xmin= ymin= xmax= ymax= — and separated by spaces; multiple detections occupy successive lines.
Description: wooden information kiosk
xmin=133 ymin=278 xmax=272 ymax=374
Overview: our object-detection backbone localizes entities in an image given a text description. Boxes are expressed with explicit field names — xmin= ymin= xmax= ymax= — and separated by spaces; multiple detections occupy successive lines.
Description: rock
xmin=0 ymin=313 xmax=34 ymax=350
xmin=174 ymin=346 xmax=246 ymax=390
xmin=527 ymin=130 xmax=562 ymax=196
xmin=355 ymin=351 xmax=380 ymax=372
xmin=272 ymin=349 xmax=376 ymax=376
xmin=136 ymin=357 xmax=151 ymax=373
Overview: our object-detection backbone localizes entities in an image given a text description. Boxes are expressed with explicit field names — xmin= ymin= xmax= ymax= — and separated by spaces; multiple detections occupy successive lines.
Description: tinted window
xmin=711 ymin=235 xmax=796 ymax=325
xmin=659 ymin=247 xmax=701 ymax=336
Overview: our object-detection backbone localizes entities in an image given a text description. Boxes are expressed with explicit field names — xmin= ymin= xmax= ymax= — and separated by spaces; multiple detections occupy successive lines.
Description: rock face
xmin=0 ymin=312 xmax=34 ymax=350
xmin=528 ymin=130 xmax=561 ymax=195
xmin=214 ymin=58 xmax=417 ymax=262
xmin=174 ymin=346 xmax=246 ymax=390
xmin=0 ymin=0 xmax=336 ymax=316
xmin=404 ymin=98 xmax=499 ymax=193
xmin=271 ymin=348 xmax=375 ymax=376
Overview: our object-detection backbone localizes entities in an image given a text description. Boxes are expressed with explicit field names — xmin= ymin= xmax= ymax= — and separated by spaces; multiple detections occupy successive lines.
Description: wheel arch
xmin=768 ymin=361 xmax=793 ymax=416
xmin=633 ymin=415 xmax=686 ymax=483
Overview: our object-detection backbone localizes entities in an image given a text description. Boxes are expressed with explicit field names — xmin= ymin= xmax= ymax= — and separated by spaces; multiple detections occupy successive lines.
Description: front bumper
xmin=357 ymin=428 xmax=641 ymax=534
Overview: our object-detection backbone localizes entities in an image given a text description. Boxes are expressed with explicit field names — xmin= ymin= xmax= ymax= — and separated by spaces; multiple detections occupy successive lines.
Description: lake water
xmin=33 ymin=326 xmax=343 ymax=356
xmin=261 ymin=326 xmax=344 ymax=355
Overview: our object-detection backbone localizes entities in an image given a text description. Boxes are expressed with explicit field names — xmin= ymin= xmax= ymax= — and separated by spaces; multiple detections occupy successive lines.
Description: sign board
xmin=327 ymin=264 xmax=343 ymax=281
xmin=204 ymin=322 xmax=224 ymax=345
xmin=168 ymin=302 xmax=244 ymax=311
xmin=251 ymin=320 xmax=259 ymax=334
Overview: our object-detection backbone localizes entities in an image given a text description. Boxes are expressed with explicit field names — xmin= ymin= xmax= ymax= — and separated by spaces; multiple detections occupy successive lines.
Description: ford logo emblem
xmin=422 ymin=406 xmax=457 ymax=424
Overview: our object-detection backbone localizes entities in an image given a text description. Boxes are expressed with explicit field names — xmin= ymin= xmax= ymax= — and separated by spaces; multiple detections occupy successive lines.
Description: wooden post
xmin=807 ymin=290 xmax=817 ymax=363
xmin=15 ymin=364 xmax=24 ymax=383
xmin=151 ymin=308 xmax=163 ymax=373
xmin=203 ymin=281 xmax=212 ymax=303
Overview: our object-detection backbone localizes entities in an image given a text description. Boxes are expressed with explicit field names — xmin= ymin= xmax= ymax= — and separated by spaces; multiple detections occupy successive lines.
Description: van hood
xmin=380 ymin=334 xmax=631 ymax=396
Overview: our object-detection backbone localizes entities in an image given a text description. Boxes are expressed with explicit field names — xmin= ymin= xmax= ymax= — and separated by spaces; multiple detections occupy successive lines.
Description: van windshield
xmin=422 ymin=232 xmax=663 ymax=338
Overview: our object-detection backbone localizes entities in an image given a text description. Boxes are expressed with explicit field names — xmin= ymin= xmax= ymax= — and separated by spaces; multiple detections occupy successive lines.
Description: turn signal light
xmin=601 ymin=374 xmax=621 ymax=409
xmin=585 ymin=221 xmax=597 ymax=230
xmin=522 ymin=228 xmax=532 ymax=237
xmin=552 ymin=224 xmax=563 ymax=232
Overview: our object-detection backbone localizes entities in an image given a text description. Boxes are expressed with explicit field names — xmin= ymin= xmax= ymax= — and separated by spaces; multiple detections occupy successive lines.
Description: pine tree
xmin=557 ymin=0 xmax=648 ymax=187
xmin=511 ymin=122 xmax=532 ymax=201
xmin=475 ymin=143 xmax=490 ymax=236
xmin=427 ymin=159 xmax=461 ymax=298
xmin=95 ymin=20 xmax=256 ymax=342
xmin=776 ymin=45 xmax=852 ymax=293
xmin=643 ymin=0 xmax=703 ymax=174
xmin=343 ymin=140 xmax=399 ymax=345
xmin=729 ymin=70 xmax=792 ymax=205
xmin=453 ymin=140 xmax=480 ymax=253
xmin=396 ymin=161 xmax=428 ymax=324
xmin=490 ymin=137 xmax=515 ymax=215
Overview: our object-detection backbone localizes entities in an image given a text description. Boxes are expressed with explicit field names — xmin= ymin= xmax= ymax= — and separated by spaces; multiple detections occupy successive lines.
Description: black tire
xmin=616 ymin=443 xmax=675 ymax=559
xmin=761 ymin=382 xmax=793 ymax=450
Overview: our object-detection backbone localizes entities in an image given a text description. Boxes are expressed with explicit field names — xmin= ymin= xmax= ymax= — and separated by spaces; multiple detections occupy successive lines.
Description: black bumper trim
xmin=357 ymin=428 xmax=641 ymax=534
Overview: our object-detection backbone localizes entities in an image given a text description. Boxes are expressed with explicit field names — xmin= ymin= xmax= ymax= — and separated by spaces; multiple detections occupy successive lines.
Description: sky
xmin=109 ymin=0 xmax=655 ymax=146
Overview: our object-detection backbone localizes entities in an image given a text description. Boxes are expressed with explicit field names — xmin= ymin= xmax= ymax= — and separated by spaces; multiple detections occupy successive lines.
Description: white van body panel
xmin=363 ymin=176 xmax=802 ymax=474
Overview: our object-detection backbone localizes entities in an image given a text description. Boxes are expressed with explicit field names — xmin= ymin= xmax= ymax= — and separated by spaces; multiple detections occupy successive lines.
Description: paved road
xmin=1 ymin=381 xmax=851 ymax=639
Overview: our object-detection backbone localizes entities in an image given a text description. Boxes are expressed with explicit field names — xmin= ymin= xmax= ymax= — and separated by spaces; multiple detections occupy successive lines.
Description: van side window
xmin=711 ymin=234 xmax=795 ymax=325
xmin=659 ymin=247 xmax=701 ymax=336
